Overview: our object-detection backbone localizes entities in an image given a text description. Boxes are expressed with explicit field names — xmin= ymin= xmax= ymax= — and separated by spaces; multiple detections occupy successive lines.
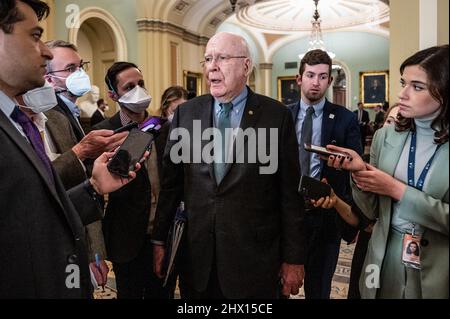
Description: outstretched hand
xmin=89 ymin=150 xmax=149 ymax=195
xmin=325 ymin=144 xmax=366 ymax=172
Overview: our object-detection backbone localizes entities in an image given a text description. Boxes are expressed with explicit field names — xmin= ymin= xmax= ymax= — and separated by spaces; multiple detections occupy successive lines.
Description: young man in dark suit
xmin=0 ymin=0 xmax=139 ymax=298
xmin=288 ymin=49 xmax=362 ymax=299
xmin=92 ymin=62 xmax=168 ymax=299
xmin=152 ymin=32 xmax=305 ymax=299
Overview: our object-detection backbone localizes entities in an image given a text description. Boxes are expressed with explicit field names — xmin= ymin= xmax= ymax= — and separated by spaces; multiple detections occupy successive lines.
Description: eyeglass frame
xmin=200 ymin=55 xmax=247 ymax=67
xmin=47 ymin=61 xmax=90 ymax=74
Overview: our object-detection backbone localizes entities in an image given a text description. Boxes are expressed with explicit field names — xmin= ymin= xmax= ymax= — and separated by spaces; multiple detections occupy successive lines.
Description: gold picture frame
xmin=277 ymin=76 xmax=299 ymax=105
xmin=183 ymin=71 xmax=202 ymax=97
xmin=360 ymin=70 xmax=389 ymax=107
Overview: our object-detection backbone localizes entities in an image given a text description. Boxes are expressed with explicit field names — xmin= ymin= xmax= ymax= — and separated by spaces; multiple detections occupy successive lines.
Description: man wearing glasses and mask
xmin=44 ymin=40 xmax=128 ymax=290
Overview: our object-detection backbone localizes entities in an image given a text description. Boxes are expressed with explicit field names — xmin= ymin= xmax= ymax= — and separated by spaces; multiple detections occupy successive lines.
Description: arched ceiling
xmin=236 ymin=0 xmax=389 ymax=32
xmin=165 ymin=0 xmax=389 ymax=37
xmin=147 ymin=0 xmax=390 ymax=62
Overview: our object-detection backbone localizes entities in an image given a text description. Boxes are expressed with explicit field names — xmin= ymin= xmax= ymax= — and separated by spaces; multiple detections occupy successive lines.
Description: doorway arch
xmin=68 ymin=7 xmax=128 ymax=115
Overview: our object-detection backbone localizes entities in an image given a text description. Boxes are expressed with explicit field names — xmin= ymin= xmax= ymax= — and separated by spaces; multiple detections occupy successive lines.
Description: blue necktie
xmin=300 ymin=106 xmax=315 ymax=176
xmin=214 ymin=102 xmax=233 ymax=184
xmin=11 ymin=106 xmax=55 ymax=184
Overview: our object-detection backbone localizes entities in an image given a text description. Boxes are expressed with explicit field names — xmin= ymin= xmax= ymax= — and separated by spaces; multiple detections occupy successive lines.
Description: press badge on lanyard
xmin=401 ymin=131 xmax=441 ymax=270
xmin=401 ymin=227 xmax=422 ymax=269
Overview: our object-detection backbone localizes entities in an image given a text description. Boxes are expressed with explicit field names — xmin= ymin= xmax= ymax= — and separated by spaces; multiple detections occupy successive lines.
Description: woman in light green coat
xmin=325 ymin=45 xmax=448 ymax=298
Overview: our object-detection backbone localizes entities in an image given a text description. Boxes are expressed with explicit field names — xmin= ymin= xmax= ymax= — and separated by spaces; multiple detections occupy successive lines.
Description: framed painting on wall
xmin=360 ymin=70 xmax=389 ymax=107
xmin=183 ymin=71 xmax=202 ymax=97
xmin=277 ymin=76 xmax=299 ymax=105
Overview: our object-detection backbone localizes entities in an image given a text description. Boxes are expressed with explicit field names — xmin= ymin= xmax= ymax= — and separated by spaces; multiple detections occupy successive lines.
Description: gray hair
xmin=45 ymin=40 xmax=78 ymax=73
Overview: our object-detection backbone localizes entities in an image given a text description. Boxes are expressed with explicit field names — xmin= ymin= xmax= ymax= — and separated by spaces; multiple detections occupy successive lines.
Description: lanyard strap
xmin=407 ymin=131 xmax=440 ymax=191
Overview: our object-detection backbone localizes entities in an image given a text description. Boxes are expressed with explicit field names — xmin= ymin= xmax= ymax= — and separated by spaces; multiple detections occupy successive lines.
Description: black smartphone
xmin=113 ymin=121 xmax=138 ymax=134
xmin=304 ymin=143 xmax=352 ymax=160
xmin=298 ymin=175 xmax=332 ymax=200
xmin=107 ymin=128 xmax=154 ymax=177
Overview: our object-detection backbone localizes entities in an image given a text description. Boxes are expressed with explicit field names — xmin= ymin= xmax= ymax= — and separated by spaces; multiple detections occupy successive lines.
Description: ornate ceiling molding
xmin=137 ymin=19 xmax=209 ymax=46
xmin=235 ymin=0 xmax=389 ymax=33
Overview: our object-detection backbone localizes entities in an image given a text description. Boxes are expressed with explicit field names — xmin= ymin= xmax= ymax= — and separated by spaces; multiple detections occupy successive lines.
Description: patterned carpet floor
xmin=94 ymin=240 xmax=355 ymax=299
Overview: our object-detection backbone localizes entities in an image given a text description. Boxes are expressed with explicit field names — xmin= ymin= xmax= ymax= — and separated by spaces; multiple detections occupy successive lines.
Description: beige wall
xmin=438 ymin=0 xmax=449 ymax=45
xmin=40 ymin=0 xmax=55 ymax=42
xmin=389 ymin=0 xmax=420 ymax=105
xmin=389 ymin=0 xmax=448 ymax=105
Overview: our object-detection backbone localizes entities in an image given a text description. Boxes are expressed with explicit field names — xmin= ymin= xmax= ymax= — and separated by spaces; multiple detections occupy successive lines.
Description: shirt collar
xmin=119 ymin=109 xmax=149 ymax=126
xmin=0 ymin=90 xmax=17 ymax=117
xmin=214 ymin=86 xmax=248 ymax=115
xmin=29 ymin=112 xmax=48 ymax=132
xmin=300 ymin=97 xmax=326 ymax=117
xmin=59 ymin=94 xmax=80 ymax=118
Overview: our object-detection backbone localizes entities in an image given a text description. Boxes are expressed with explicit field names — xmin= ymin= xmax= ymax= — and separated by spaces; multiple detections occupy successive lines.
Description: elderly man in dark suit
xmin=0 ymin=0 xmax=140 ymax=298
xmin=288 ymin=49 xmax=362 ymax=299
xmin=152 ymin=32 xmax=305 ymax=299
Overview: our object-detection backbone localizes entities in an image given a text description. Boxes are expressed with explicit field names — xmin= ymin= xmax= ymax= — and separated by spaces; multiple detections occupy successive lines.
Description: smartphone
xmin=139 ymin=116 xmax=167 ymax=133
xmin=113 ymin=121 xmax=138 ymax=134
xmin=107 ymin=128 xmax=154 ymax=177
xmin=304 ymin=143 xmax=352 ymax=160
xmin=298 ymin=175 xmax=332 ymax=200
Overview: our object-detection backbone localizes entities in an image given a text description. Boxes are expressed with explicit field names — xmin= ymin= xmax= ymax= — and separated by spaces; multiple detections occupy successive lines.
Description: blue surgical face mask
xmin=52 ymin=69 xmax=92 ymax=97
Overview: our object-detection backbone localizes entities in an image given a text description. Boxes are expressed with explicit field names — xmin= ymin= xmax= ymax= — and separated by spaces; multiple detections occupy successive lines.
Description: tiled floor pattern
xmin=94 ymin=240 xmax=355 ymax=299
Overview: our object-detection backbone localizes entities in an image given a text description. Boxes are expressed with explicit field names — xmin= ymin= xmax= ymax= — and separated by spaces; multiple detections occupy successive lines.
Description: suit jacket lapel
xmin=382 ymin=129 xmax=409 ymax=176
xmin=55 ymin=95 xmax=85 ymax=141
xmin=291 ymin=101 xmax=300 ymax=125
xmin=197 ymin=96 xmax=215 ymax=183
xmin=0 ymin=110 xmax=64 ymax=209
xmin=320 ymin=100 xmax=336 ymax=171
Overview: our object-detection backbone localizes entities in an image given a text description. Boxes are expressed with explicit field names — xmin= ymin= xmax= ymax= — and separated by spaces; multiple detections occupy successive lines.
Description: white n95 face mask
xmin=22 ymin=81 xmax=57 ymax=113
xmin=118 ymin=86 xmax=152 ymax=113
xmin=65 ymin=69 xmax=92 ymax=97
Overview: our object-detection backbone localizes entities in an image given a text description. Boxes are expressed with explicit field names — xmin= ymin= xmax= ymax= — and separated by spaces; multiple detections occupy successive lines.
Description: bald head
xmin=204 ymin=32 xmax=252 ymax=102
xmin=207 ymin=32 xmax=252 ymax=64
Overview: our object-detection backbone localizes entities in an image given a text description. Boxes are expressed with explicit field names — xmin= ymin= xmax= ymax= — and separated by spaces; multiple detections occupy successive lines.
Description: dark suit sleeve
xmin=52 ymin=150 xmax=87 ymax=190
xmin=337 ymin=112 xmax=363 ymax=242
xmin=152 ymin=109 xmax=184 ymax=242
xmin=66 ymin=182 xmax=103 ymax=226
xmin=346 ymin=112 xmax=364 ymax=156
xmin=279 ymin=107 xmax=305 ymax=265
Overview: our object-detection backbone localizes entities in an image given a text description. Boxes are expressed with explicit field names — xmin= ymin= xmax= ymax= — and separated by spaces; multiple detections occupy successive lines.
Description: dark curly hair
xmin=0 ymin=0 xmax=49 ymax=34
xmin=396 ymin=45 xmax=449 ymax=144
xmin=299 ymin=49 xmax=332 ymax=78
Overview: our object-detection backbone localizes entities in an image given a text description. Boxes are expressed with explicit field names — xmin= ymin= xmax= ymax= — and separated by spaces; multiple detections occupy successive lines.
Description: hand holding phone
xmin=107 ymin=128 xmax=154 ymax=177
xmin=298 ymin=175 xmax=332 ymax=200
xmin=113 ymin=121 xmax=138 ymax=134
xmin=304 ymin=143 xmax=352 ymax=160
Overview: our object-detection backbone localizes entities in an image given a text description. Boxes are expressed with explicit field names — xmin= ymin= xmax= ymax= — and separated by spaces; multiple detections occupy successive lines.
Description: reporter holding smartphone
xmin=92 ymin=62 xmax=170 ymax=299
xmin=0 ymin=0 xmax=142 ymax=298
xmin=325 ymin=45 xmax=448 ymax=299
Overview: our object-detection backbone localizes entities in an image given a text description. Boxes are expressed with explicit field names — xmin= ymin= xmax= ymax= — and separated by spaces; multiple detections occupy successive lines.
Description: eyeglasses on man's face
xmin=200 ymin=55 xmax=247 ymax=67
xmin=47 ymin=61 xmax=90 ymax=74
